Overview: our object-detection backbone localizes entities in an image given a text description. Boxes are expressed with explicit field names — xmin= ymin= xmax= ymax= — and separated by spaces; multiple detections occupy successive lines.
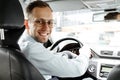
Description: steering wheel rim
xmin=50 ymin=37 xmax=83 ymax=51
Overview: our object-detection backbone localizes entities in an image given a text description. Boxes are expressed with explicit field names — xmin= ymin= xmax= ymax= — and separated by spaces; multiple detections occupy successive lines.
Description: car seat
xmin=0 ymin=0 xmax=45 ymax=80
xmin=107 ymin=64 xmax=120 ymax=80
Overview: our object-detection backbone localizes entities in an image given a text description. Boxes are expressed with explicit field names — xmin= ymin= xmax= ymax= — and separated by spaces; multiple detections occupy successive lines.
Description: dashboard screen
xmin=101 ymin=66 xmax=113 ymax=73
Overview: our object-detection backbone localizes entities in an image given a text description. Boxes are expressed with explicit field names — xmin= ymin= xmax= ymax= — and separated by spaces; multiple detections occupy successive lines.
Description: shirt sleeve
xmin=22 ymin=41 xmax=90 ymax=78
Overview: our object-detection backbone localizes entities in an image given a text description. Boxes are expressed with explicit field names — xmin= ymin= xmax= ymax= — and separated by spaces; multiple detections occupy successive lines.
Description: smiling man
xmin=18 ymin=1 xmax=92 ymax=80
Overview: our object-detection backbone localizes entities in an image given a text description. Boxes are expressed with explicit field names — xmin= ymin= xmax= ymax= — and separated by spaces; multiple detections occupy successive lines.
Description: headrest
xmin=0 ymin=0 xmax=24 ymax=29
xmin=0 ymin=0 xmax=25 ymax=49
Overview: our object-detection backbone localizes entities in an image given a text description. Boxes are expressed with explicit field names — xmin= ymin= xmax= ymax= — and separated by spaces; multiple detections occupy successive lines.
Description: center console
xmin=87 ymin=46 xmax=120 ymax=80
xmin=88 ymin=58 xmax=120 ymax=80
xmin=99 ymin=64 xmax=114 ymax=78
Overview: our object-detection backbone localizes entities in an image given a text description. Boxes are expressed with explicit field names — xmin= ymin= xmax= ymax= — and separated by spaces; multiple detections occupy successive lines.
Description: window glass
xmin=52 ymin=10 xmax=120 ymax=47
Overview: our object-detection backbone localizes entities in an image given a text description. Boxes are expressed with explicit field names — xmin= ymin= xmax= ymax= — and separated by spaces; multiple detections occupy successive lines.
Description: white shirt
xmin=18 ymin=30 xmax=91 ymax=80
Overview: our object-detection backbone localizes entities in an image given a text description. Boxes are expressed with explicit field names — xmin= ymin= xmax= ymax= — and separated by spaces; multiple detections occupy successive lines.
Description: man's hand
xmin=79 ymin=45 xmax=92 ymax=58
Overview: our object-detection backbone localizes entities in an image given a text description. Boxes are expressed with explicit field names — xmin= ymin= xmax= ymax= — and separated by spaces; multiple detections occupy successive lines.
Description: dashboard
xmin=88 ymin=45 xmax=120 ymax=80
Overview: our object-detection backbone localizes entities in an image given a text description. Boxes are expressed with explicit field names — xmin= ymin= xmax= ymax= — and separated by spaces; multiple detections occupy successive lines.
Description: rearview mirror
xmin=93 ymin=11 xmax=120 ymax=22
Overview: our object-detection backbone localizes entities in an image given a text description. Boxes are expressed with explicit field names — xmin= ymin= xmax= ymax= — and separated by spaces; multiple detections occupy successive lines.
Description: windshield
xmin=51 ymin=10 xmax=120 ymax=47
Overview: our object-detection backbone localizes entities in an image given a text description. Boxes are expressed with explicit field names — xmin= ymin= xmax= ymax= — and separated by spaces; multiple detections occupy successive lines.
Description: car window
xmin=51 ymin=10 xmax=120 ymax=47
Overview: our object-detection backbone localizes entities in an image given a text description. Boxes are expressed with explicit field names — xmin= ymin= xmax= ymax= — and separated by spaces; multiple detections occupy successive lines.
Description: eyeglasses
xmin=33 ymin=18 xmax=54 ymax=27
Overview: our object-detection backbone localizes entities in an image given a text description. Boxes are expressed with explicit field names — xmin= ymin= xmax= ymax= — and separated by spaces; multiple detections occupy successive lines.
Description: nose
xmin=44 ymin=22 xmax=50 ymax=28
xmin=44 ymin=22 xmax=49 ymax=26
xmin=41 ymin=22 xmax=50 ymax=30
xmin=42 ymin=21 xmax=53 ymax=29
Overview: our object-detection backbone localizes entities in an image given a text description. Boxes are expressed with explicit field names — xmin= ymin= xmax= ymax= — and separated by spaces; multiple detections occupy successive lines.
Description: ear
xmin=24 ymin=19 xmax=29 ymax=29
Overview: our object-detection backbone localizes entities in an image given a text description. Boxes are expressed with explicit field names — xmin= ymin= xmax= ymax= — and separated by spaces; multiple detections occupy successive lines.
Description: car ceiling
xmin=20 ymin=0 xmax=120 ymax=12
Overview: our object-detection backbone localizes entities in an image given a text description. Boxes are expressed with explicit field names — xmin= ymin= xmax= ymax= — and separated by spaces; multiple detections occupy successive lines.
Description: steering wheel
xmin=50 ymin=37 xmax=83 ymax=55
xmin=50 ymin=37 xmax=97 ymax=80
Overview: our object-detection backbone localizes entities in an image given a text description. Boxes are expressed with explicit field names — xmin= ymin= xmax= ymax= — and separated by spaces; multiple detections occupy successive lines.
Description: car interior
xmin=0 ymin=0 xmax=120 ymax=80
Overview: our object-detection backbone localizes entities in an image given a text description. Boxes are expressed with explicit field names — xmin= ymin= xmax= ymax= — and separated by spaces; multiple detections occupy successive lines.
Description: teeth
xmin=39 ymin=32 xmax=49 ymax=36
xmin=41 ymin=33 xmax=47 ymax=36
xmin=38 ymin=31 xmax=49 ymax=36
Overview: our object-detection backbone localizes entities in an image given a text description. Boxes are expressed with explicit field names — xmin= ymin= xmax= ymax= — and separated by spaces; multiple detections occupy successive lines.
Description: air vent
xmin=101 ymin=50 xmax=113 ymax=55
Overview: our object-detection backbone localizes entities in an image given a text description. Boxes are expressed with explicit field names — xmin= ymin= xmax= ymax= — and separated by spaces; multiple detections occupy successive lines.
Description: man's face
xmin=28 ymin=7 xmax=53 ymax=43
xmin=117 ymin=14 xmax=120 ymax=20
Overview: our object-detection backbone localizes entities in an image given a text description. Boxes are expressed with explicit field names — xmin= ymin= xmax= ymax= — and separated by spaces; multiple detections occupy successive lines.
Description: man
xmin=18 ymin=1 xmax=92 ymax=80
xmin=104 ymin=12 xmax=120 ymax=21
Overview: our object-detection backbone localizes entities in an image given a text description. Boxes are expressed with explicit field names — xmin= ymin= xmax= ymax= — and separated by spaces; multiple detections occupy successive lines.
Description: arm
xmin=23 ymin=42 xmax=91 ymax=77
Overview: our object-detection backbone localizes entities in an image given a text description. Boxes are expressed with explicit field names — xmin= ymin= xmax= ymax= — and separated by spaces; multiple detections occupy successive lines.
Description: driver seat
xmin=0 ymin=0 xmax=45 ymax=80
xmin=107 ymin=64 xmax=120 ymax=80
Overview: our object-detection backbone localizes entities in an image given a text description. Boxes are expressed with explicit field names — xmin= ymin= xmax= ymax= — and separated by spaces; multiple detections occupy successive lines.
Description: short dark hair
xmin=104 ymin=12 xmax=120 ymax=20
xmin=26 ymin=0 xmax=52 ymax=18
